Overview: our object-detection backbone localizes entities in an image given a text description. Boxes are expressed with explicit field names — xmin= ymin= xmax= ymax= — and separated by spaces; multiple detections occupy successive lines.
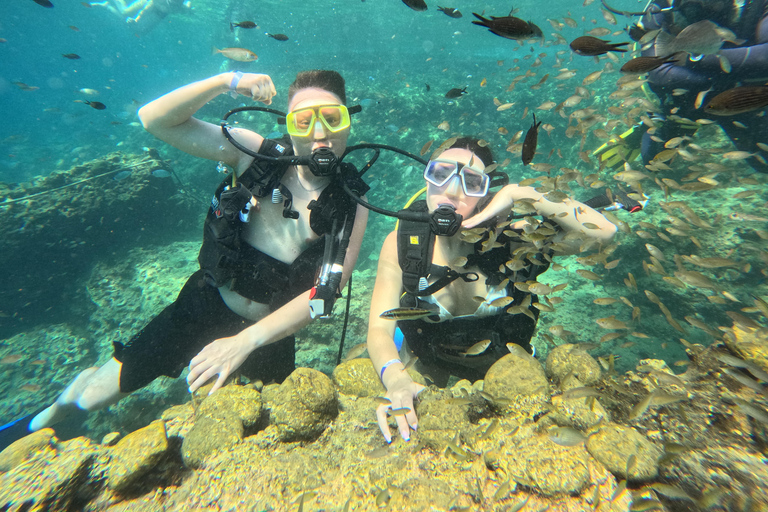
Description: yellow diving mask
xmin=285 ymin=104 xmax=350 ymax=137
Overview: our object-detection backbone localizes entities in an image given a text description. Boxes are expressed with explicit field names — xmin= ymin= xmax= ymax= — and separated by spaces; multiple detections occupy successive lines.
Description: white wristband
xmin=229 ymin=71 xmax=243 ymax=92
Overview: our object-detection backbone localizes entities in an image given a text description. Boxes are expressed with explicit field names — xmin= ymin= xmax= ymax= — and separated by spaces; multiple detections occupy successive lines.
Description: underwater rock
xmin=726 ymin=324 xmax=768 ymax=376
xmin=484 ymin=351 xmax=550 ymax=418
xmin=387 ymin=477 xmax=454 ymax=509
xmin=197 ymin=385 xmax=263 ymax=428
xmin=586 ymin=423 xmax=662 ymax=481
xmin=181 ymin=411 xmax=244 ymax=469
xmin=0 ymin=151 xmax=198 ymax=336
xmin=332 ymin=357 xmax=385 ymax=397
xmin=0 ymin=437 xmax=100 ymax=511
xmin=500 ymin=432 xmax=592 ymax=496
xmin=270 ymin=367 xmax=338 ymax=442
xmin=107 ymin=419 xmax=169 ymax=491
xmin=545 ymin=343 xmax=602 ymax=385
xmin=0 ymin=427 xmax=55 ymax=473
xmin=550 ymin=375 xmax=611 ymax=429
xmin=101 ymin=432 xmax=121 ymax=446
xmin=414 ymin=389 xmax=473 ymax=450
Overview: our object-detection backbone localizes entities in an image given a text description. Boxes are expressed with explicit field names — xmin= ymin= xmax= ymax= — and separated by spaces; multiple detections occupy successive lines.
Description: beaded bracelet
xmin=379 ymin=358 xmax=402 ymax=382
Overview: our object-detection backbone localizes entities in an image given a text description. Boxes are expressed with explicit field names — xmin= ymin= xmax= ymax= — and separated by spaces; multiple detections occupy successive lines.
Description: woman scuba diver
xmin=365 ymin=137 xmax=617 ymax=443
xmin=0 ymin=70 xmax=369 ymax=450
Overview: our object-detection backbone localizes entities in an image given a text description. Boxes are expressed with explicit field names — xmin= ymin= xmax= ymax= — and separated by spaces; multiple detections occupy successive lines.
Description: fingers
xmin=376 ymin=404 xmax=392 ymax=443
xmin=395 ymin=415 xmax=411 ymax=442
xmin=187 ymin=363 xmax=219 ymax=394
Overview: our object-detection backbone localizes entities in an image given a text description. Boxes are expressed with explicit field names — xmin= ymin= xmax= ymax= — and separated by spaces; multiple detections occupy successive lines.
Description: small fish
xmin=521 ymin=113 xmax=541 ymax=166
xmin=20 ymin=384 xmax=42 ymax=392
xmin=0 ymin=354 xmax=23 ymax=364
xmin=620 ymin=53 xmax=681 ymax=73
xmin=425 ymin=83 xmax=431 ymax=92
xmin=445 ymin=86 xmax=467 ymax=99
xmin=62 ymin=53 xmax=81 ymax=60
xmin=212 ymin=47 xmax=258 ymax=62
xmin=373 ymin=396 xmax=392 ymax=405
xmin=344 ymin=342 xmax=367 ymax=361
xmin=230 ymin=21 xmax=257 ymax=31
xmin=704 ymin=85 xmax=768 ymax=116
xmin=388 ymin=407 xmax=411 ymax=416
xmin=75 ymin=100 xmax=106 ymax=110
xmin=548 ymin=426 xmax=587 ymax=446
xmin=569 ymin=36 xmax=629 ymax=56
xmin=471 ymin=12 xmax=543 ymax=40
xmin=379 ymin=307 xmax=434 ymax=320
xmin=733 ymin=398 xmax=768 ymax=424
xmin=437 ymin=6 xmax=462 ymax=18
xmin=79 ymin=88 xmax=99 ymax=95
xmin=655 ymin=19 xmax=743 ymax=57
xmin=32 ymin=0 xmax=54 ymax=7
xmin=113 ymin=170 xmax=132 ymax=181
xmin=629 ymin=392 xmax=654 ymax=420
xmin=462 ymin=339 xmax=492 ymax=356
xmin=266 ymin=33 xmax=289 ymax=41
xmin=402 ymin=0 xmax=427 ymax=11
xmin=596 ymin=315 xmax=629 ymax=329
xmin=562 ymin=386 xmax=602 ymax=400
xmin=151 ymin=169 xmax=172 ymax=178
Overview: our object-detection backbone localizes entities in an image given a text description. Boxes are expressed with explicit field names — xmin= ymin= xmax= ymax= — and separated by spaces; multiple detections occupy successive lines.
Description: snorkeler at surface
xmin=89 ymin=0 xmax=190 ymax=33
xmin=366 ymin=137 xmax=617 ymax=443
xmin=597 ymin=0 xmax=768 ymax=172
xmin=0 ymin=70 xmax=368 ymax=450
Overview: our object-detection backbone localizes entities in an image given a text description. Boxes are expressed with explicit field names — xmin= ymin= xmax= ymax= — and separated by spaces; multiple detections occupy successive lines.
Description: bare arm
xmin=137 ymin=72 xmax=276 ymax=171
xmin=463 ymin=184 xmax=617 ymax=242
xmin=187 ymin=203 xmax=368 ymax=393
xmin=367 ymin=230 xmax=424 ymax=442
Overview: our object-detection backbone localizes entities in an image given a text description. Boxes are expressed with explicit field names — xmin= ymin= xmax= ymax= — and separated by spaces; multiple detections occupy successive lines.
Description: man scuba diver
xmin=594 ymin=0 xmax=768 ymax=173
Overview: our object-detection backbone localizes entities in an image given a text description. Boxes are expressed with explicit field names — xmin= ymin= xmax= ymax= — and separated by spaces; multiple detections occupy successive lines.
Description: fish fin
xmin=229 ymin=22 xmax=234 ymax=32
xmin=211 ymin=46 xmax=220 ymax=55
xmin=654 ymin=31 xmax=676 ymax=58
xmin=471 ymin=12 xmax=490 ymax=25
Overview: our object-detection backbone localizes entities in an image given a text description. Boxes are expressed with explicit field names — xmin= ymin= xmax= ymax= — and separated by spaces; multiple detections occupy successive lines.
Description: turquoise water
xmin=0 ymin=0 xmax=766 ymax=485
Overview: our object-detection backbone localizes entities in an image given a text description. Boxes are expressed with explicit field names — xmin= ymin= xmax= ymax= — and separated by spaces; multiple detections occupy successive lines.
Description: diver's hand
xmin=462 ymin=185 xmax=516 ymax=229
xmin=187 ymin=334 xmax=253 ymax=394
xmin=376 ymin=372 xmax=424 ymax=443
xmin=233 ymin=73 xmax=277 ymax=105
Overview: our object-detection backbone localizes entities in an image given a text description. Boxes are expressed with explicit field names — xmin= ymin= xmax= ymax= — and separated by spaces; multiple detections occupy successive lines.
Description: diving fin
xmin=593 ymin=124 xmax=645 ymax=171
xmin=0 ymin=407 xmax=45 ymax=452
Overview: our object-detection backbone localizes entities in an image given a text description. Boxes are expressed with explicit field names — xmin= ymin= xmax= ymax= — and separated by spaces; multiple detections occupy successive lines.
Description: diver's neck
xmin=292 ymin=165 xmax=329 ymax=192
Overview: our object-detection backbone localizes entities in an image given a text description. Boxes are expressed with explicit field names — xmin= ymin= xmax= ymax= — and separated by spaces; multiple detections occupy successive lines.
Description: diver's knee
xmin=75 ymin=363 xmax=123 ymax=411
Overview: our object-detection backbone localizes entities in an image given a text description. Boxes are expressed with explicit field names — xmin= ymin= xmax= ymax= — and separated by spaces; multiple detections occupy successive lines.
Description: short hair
xmin=446 ymin=136 xmax=495 ymax=168
xmin=288 ymin=70 xmax=347 ymax=106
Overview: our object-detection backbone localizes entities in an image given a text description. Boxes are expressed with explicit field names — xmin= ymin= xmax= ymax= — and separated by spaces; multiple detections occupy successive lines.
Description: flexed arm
xmin=138 ymin=72 xmax=276 ymax=170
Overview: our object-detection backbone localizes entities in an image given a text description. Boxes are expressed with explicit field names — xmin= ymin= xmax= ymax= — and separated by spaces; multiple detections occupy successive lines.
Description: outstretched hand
xmin=234 ymin=73 xmax=277 ymax=105
xmin=462 ymin=188 xmax=514 ymax=229
xmin=187 ymin=334 xmax=252 ymax=395
xmin=376 ymin=373 xmax=425 ymax=443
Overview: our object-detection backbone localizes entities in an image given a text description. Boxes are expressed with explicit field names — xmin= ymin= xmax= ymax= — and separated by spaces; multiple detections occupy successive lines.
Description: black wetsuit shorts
xmin=112 ymin=270 xmax=295 ymax=393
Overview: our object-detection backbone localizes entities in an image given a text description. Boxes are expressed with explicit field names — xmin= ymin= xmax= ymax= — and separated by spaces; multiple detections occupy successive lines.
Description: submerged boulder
xmin=545 ymin=343 xmax=602 ymax=386
xmin=107 ymin=419 xmax=169 ymax=491
xmin=270 ymin=368 xmax=338 ymax=442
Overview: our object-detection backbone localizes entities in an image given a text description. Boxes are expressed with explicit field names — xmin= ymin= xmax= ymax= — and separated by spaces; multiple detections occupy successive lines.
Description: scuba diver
xmin=0 ymin=70 xmax=369 ymax=450
xmin=594 ymin=0 xmax=768 ymax=173
xmin=366 ymin=137 xmax=617 ymax=443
